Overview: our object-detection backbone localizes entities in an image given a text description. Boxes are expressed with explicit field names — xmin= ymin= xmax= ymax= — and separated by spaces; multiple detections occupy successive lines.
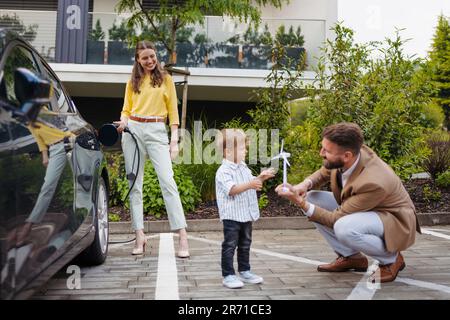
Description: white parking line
xmin=187 ymin=235 xmax=323 ymax=265
xmin=187 ymin=234 xmax=450 ymax=298
xmin=155 ymin=233 xmax=179 ymax=300
xmin=422 ymin=228 xmax=450 ymax=240
xmin=396 ymin=277 xmax=450 ymax=294
xmin=346 ymin=261 xmax=380 ymax=300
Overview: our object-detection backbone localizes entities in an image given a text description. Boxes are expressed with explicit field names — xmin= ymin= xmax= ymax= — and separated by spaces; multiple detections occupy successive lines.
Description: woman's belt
xmin=129 ymin=115 xmax=166 ymax=123
xmin=48 ymin=136 xmax=69 ymax=147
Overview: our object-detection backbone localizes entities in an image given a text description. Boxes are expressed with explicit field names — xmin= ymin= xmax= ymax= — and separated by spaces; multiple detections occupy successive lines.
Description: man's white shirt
xmin=304 ymin=153 xmax=361 ymax=217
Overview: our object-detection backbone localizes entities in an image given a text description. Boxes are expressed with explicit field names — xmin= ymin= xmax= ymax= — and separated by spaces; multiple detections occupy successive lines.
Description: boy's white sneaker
xmin=222 ymin=275 xmax=244 ymax=289
xmin=239 ymin=271 xmax=264 ymax=284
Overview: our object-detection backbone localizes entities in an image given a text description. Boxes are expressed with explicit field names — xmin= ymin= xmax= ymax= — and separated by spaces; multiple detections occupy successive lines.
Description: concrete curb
xmin=109 ymin=213 xmax=450 ymax=234
xmin=417 ymin=212 xmax=450 ymax=227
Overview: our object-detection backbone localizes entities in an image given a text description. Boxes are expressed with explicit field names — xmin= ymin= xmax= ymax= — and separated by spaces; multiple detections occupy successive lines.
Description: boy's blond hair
xmin=218 ymin=128 xmax=248 ymax=160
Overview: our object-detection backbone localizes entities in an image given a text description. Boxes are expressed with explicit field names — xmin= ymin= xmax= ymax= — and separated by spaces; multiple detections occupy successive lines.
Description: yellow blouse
xmin=121 ymin=74 xmax=179 ymax=126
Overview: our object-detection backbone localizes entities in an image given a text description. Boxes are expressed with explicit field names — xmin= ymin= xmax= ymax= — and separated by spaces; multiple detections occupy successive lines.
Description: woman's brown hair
xmin=131 ymin=40 xmax=166 ymax=93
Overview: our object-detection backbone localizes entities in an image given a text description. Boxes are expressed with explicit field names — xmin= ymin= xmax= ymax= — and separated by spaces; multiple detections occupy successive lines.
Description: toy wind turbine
xmin=271 ymin=140 xmax=291 ymax=192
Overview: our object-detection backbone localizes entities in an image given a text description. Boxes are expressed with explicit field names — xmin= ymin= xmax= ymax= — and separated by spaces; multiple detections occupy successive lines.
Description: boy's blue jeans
xmin=221 ymin=220 xmax=252 ymax=277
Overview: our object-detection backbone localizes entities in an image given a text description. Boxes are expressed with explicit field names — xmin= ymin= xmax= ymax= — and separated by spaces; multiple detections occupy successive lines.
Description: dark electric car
xmin=0 ymin=28 xmax=111 ymax=299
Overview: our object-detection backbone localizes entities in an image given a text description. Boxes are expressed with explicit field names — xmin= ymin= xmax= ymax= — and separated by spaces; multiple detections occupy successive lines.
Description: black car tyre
xmin=78 ymin=176 xmax=109 ymax=265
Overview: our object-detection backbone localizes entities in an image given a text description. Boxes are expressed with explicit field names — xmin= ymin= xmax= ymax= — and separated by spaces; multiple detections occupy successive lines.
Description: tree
xmin=116 ymin=0 xmax=288 ymax=65
xmin=428 ymin=15 xmax=450 ymax=130
xmin=305 ymin=24 xmax=434 ymax=179
xmin=0 ymin=13 xmax=38 ymax=42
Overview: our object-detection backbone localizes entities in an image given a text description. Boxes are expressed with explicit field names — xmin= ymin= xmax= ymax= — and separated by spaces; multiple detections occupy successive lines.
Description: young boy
xmin=215 ymin=129 xmax=275 ymax=289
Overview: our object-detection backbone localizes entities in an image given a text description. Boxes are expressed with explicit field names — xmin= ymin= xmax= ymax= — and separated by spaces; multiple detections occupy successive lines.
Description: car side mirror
xmin=14 ymin=68 xmax=52 ymax=123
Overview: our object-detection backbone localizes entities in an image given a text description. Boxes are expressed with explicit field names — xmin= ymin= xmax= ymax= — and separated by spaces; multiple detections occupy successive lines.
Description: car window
xmin=41 ymin=63 xmax=73 ymax=113
xmin=0 ymin=45 xmax=41 ymax=107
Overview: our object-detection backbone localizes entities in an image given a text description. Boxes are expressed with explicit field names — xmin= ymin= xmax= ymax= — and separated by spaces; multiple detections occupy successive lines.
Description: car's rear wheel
xmin=78 ymin=176 xmax=109 ymax=265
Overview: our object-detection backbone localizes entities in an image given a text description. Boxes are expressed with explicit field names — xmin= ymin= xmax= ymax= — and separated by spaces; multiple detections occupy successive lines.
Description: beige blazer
xmin=307 ymin=145 xmax=421 ymax=252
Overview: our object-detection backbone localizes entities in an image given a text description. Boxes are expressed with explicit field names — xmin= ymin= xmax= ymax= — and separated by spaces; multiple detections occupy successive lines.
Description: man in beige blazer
xmin=276 ymin=122 xmax=421 ymax=283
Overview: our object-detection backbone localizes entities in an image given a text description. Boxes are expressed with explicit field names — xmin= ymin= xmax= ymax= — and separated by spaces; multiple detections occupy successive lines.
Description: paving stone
xmin=69 ymin=293 xmax=143 ymax=300
xmin=32 ymin=227 xmax=450 ymax=300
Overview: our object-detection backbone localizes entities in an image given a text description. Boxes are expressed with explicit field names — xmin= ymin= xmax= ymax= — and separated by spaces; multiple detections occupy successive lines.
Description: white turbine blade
xmin=281 ymin=155 xmax=291 ymax=167
xmin=280 ymin=140 xmax=284 ymax=154
xmin=285 ymin=158 xmax=291 ymax=167
xmin=271 ymin=154 xmax=281 ymax=160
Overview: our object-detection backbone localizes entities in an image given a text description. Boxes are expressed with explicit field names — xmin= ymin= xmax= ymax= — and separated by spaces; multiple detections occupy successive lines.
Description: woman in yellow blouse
xmin=114 ymin=40 xmax=189 ymax=257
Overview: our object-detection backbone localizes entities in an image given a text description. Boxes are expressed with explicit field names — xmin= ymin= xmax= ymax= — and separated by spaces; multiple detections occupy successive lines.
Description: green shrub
xmin=285 ymin=120 xmax=323 ymax=183
xmin=289 ymin=99 xmax=311 ymax=126
xmin=423 ymin=185 xmax=442 ymax=202
xmin=89 ymin=19 xmax=105 ymax=41
xmin=183 ymin=163 xmax=219 ymax=202
xmin=258 ymin=193 xmax=269 ymax=210
xmin=248 ymin=40 xmax=303 ymax=137
xmin=105 ymin=151 xmax=201 ymax=217
xmin=436 ymin=170 xmax=450 ymax=188
xmin=419 ymin=100 xmax=445 ymax=129
xmin=109 ymin=213 xmax=120 ymax=222
xmin=305 ymin=23 xmax=435 ymax=180
xmin=120 ymin=162 xmax=201 ymax=217
xmin=422 ymin=131 xmax=450 ymax=180
xmin=104 ymin=152 xmax=126 ymax=207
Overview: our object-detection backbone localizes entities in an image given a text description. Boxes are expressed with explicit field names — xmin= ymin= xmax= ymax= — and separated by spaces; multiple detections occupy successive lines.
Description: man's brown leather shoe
xmin=317 ymin=255 xmax=368 ymax=272
xmin=371 ymin=253 xmax=406 ymax=283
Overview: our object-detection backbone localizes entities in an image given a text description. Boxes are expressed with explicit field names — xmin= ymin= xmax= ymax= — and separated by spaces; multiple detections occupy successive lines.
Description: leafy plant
xmin=106 ymin=150 xmax=201 ymax=216
xmin=418 ymin=100 xmax=445 ymax=129
xmin=109 ymin=213 xmax=121 ymax=222
xmin=285 ymin=120 xmax=323 ymax=182
xmin=436 ymin=170 xmax=450 ymax=188
xmin=422 ymin=185 xmax=442 ymax=202
xmin=305 ymin=23 xmax=434 ymax=180
xmin=177 ymin=114 xmax=221 ymax=202
xmin=422 ymin=131 xmax=450 ymax=180
xmin=104 ymin=152 xmax=127 ymax=207
xmin=275 ymin=25 xmax=304 ymax=47
xmin=89 ymin=19 xmax=105 ymax=41
xmin=118 ymin=161 xmax=201 ymax=216
xmin=248 ymin=40 xmax=303 ymax=137
xmin=258 ymin=193 xmax=269 ymax=209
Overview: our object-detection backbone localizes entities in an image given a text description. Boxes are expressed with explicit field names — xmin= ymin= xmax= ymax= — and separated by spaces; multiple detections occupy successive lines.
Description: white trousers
xmin=27 ymin=142 xmax=67 ymax=224
xmin=122 ymin=120 xmax=186 ymax=231
xmin=307 ymin=190 xmax=398 ymax=265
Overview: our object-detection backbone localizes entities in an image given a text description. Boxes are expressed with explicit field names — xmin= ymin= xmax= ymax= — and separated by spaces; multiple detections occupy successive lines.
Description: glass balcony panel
xmin=0 ymin=11 xmax=325 ymax=71
xmin=0 ymin=9 xmax=57 ymax=62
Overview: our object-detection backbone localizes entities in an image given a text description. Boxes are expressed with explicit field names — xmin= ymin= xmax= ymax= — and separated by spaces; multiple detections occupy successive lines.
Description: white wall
xmin=337 ymin=0 xmax=450 ymax=58
xmin=259 ymin=0 xmax=338 ymax=68
xmin=93 ymin=0 xmax=117 ymax=12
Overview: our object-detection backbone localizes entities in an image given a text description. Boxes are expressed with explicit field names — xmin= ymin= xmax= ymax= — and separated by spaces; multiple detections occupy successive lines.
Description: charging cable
xmin=107 ymin=125 xmax=140 ymax=245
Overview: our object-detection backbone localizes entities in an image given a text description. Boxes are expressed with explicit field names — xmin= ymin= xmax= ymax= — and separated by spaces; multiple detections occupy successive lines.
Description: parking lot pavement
xmin=32 ymin=226 xmax=450 ymax=300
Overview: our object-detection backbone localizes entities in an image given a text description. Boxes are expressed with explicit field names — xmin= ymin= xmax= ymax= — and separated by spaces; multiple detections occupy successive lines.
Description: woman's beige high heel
xmin=177 ymin=238 xmax=190 ymax=258
xmin=132 ymin=239 xmax=147 ymax=255
xmin=131 ymin=241 xmax=146 ymax=255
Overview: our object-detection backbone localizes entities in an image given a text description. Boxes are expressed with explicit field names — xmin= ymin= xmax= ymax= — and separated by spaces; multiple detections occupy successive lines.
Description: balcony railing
xmin=0 ymin=10 xmax=326 ymax=71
